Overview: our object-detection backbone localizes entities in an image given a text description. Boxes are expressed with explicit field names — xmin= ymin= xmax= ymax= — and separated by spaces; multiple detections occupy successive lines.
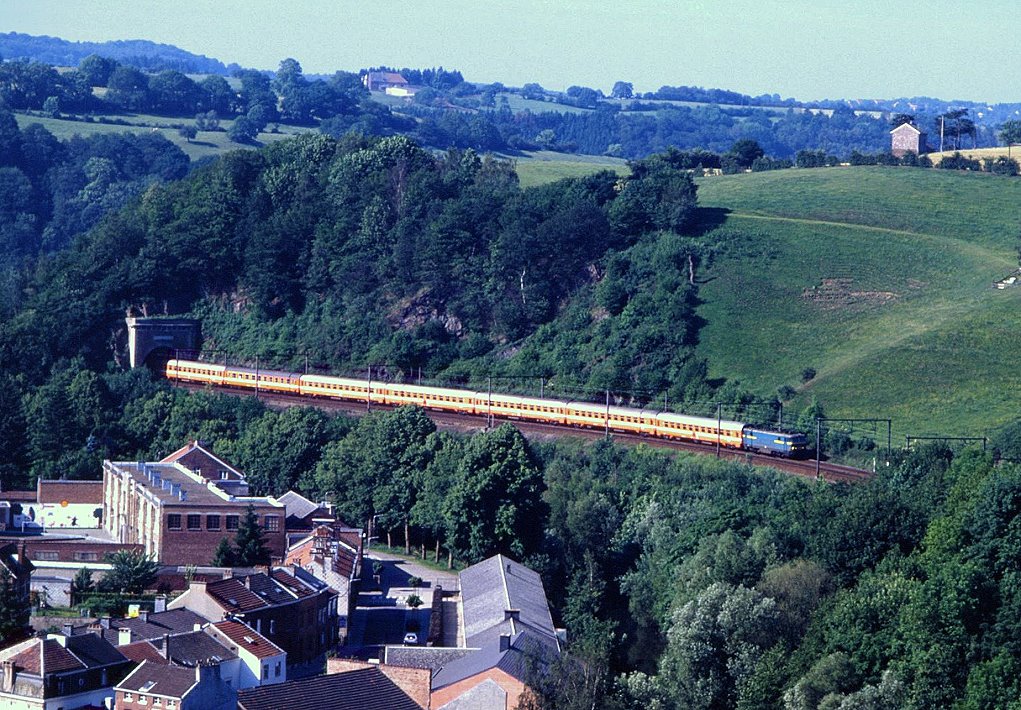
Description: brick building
xmin=285 ymin=522 xmax=362 ymax=639
xmin=238 ymin=666 xmax=422 ymax=710
xmin=168 ymin=567 xmax=338 ymax=677
xmin=102 ymin=442 xmax=286 ymax=565
xmin=890 ymin=122 xmax=927 ymax=157
xmin=0 ymin=632 xmax=133 ymax=710
xmin=115 ymin=659 xmax=236 ymax=710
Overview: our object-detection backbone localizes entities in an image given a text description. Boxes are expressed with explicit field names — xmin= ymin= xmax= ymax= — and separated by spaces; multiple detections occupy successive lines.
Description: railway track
xmin=172 ymin=381 xmax=872 ymax=484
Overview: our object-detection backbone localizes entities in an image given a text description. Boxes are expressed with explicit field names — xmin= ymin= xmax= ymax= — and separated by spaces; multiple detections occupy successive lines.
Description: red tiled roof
xmin=212 ymin=621 xmax=284 ymax=660
xmin=270 ymin=570 xmax=313 ymax=598
xmin=12 ymin=639 xmax=83 ymax=674
xmin=284 ymin=537 xmax=313 ymax=567
xmin=206 ymin=578 xmax=268 ymax=613
xmin=37 ymin=480 xmax=103 ymax=505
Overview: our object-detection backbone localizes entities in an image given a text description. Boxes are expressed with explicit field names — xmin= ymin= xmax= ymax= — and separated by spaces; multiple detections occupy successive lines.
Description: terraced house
xmin=168 ymin=566 xmax=339 ymax=677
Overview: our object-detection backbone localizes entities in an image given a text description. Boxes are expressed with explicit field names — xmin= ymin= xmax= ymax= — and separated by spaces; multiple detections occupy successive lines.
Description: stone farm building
xmin=890 ymin=122 xmax=927 ymax=156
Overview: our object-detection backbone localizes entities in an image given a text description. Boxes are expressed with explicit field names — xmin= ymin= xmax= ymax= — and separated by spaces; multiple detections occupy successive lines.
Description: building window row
xmin=167 ymin=513 xmax=242 ymax=531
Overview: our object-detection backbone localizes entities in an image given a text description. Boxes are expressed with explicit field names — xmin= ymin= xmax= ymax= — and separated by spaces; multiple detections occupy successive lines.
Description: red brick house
xmin=890 ymin=122 xmax=927 ymax=156
xmin=362 ymin=71 xmax=408 ymax=92
xmin=115 ymin=659 xmax=236 ymax=710
xmin=103 ymin=443 xmax=286 ymax=565
xmin=168 ymin=567 xmax=338 ymax=677
xmin=0 ymin=632 xmax=132 ymax=709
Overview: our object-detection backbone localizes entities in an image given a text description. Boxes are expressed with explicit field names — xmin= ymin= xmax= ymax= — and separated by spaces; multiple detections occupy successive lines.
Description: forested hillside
xmin=3 ymin=91 xmax=1021 ymax=708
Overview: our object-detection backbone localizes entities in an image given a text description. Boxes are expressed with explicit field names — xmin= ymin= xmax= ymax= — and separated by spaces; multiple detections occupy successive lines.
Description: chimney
xmin=118 ymin=628 xmax=132 ymax=646
xmin=162 ymin=633 xmax=171 ymax=661
xmin=1 ymin=659 xmax=14 ymax=692
xmin=18 ymin=541 xmax=26 ymax=568
xmin=99 ymin=617 xmax=111 ymax=629
xmin=154 ymin=595 xmax=167 ymax=613
xmin=504 ymin=609 xmax=520 ymax=623
xmin=196 ymin=660 xmax=221 ymax=684
xmin=499 ymin=634 xmax=511 ymax=652
xmin=38 ymin=639 xmax=44 ymax=678
xmin=138 ymin=610 xmax=149 ymax=623
xmin=61 ymin=623 xmax=73 ymax=637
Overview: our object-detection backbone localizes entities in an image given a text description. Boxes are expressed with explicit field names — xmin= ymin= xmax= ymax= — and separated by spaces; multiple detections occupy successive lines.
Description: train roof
xmin=299 ymin=373 xmax=374 ymax=388
xmin=656 ymin=411 xmax=746 ymax=429
xmin=486 ymin=392 xmax=572 ymax=408
xmin=168 ymin=359 xmax=225 ymax=372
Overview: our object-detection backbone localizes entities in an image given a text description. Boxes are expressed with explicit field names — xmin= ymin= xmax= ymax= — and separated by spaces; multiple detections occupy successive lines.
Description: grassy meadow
xmin=695 ymin=166 xmax=1021 ymax=441
xmin=14 ymin=111 xmax=312 ymax=161
xmin=510 ymin=150 xmax=628 ymax=188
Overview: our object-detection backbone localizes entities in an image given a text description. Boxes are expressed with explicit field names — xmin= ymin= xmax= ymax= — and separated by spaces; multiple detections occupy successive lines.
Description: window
xmin=275 ymin=662 xmax=281 ymax=677
xmin=34 ymin=551 xmax=59 ymax=561
xmin=167 ymin=514 xmax=182 ymax=530
xmin=187 ymin=514 xmax=201 ymax=530
xmin=220 ymin=471 xmax=230 ymax=480
xmin=269 ymin=619 xmax=276 ymax=634
xmin=207 ymin=515 xmax=221 ymax=531
xmin=226 ymin=515 xmax=239 ymax=531
xmin=262 ymin=664 xmax=269 ymax=680
xmin=154 ymin=698 xmax=162 ymax=707
xmin=264 ymin=515 xmax=280 ymax=532
xmin=125 ymin=693 xmax=134 ymax=702
xmin=74 ymin=552 xmax=98 ymax=562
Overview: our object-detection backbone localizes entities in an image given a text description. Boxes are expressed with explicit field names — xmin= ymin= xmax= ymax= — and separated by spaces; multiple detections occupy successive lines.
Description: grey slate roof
xmin=459 ymin=554 xmax=560 ymax=650
xmin=431 ymin=630 xmax=555 ymax=690
xmin=237 ymin=667 xmax=420 ymax=710
xmin=150 ymin=630 xmax=238 ymax=666
xmin=116 ymin=660 xmax=197 ymax=699
xmin=278 ymin=491 xmax=321 ymax=521
xmin=98 ymin=608 xmax=208 ymax=644
xmin=383 ymin=645 xmax=475 ymax=671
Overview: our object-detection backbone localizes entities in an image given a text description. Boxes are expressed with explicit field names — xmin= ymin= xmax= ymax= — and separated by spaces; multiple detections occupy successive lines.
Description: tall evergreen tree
xmin=0 ymin=568 xmax=30 ymax=643
xmin=234 ymin=504 xmax=270 ymax=566
xmin=212 ymin=536 xmax=237 ymax=567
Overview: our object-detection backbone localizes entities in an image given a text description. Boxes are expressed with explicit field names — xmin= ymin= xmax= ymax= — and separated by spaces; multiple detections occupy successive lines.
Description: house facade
xmin=890 ymin=122 xmax=927 ymax=156
xmin=115 ymin=659 xmax=236 ymax=710
xmin=0 ymin=633 xmax=132 ymax=710
xmin=103 ymin=442 xmax=286 ymax=565
xmin=168 ymin=567 xmax=338 ymax=676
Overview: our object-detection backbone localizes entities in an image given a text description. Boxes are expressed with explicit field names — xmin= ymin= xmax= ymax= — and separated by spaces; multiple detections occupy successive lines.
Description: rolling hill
xmin=693 ymin=166 xmax=1021 ymax=443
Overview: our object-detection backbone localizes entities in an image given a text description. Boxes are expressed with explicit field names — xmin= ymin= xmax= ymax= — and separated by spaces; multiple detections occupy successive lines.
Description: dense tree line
xmin=0 ymin=31 xmax=232 ymax=74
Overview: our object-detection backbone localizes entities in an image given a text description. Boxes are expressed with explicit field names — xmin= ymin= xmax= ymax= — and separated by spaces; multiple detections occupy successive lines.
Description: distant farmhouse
xmin=890 ymin=121 xmax=928 ymax=157
xmin=362 ymin=71 xmax=409 ymax=92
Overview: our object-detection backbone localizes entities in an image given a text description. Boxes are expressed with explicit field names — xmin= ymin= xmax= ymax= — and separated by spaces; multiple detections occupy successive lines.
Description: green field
xmin=510 ymin=150 xmax=628 ymax=187
xmin=14 ymin=111 xmax=313 ymax=161
xmin=694 ymin=166 xmax=1021 ymax=442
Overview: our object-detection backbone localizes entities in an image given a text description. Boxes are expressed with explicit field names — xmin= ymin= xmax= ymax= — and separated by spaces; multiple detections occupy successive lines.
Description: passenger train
xmin=165 ymin=359 xmax=809 ymax=458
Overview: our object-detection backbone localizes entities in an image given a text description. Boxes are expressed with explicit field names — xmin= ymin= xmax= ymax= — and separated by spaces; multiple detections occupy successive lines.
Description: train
xmin=164 ymin=358 xmax=810 ymax=458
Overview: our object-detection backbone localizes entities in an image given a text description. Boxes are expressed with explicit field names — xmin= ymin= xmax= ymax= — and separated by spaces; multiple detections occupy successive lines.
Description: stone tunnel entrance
xmin=126 ymin=317 xmax=201 ymax=370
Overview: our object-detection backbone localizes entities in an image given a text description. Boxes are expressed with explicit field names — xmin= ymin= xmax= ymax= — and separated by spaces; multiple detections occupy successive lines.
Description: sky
xmin=2 ymin=0 xmax=1020 ymax=103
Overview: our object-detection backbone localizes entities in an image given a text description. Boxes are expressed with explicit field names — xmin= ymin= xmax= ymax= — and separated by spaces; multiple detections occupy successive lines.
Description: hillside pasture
xmin=694 ymin=166 xmax=1021 ymax=440
xmin=510 ymin=150 xmax=628 ymax=187
xmin=13 ymin=111 xmax=312 ymax=161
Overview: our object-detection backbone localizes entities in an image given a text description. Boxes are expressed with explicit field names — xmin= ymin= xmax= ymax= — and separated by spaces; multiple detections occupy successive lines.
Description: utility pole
xmin=605 ymin=390 xmax=610 ymax=439
xmin=940 ymin=114 xmax=945 ymax=153
xmin=816 ymin=419 xmax=822 ymax=479
xmin=716 ymin=402 xmax=722 ymax=457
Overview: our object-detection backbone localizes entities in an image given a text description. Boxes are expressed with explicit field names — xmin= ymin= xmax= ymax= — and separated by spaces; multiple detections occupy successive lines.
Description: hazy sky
xmin=3 ymin=0 xmax=1019 ymax=102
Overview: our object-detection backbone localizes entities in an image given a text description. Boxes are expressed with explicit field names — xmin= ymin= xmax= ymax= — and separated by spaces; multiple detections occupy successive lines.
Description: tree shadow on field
xmin=689 ymin=206 xmax=731 ymax=237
